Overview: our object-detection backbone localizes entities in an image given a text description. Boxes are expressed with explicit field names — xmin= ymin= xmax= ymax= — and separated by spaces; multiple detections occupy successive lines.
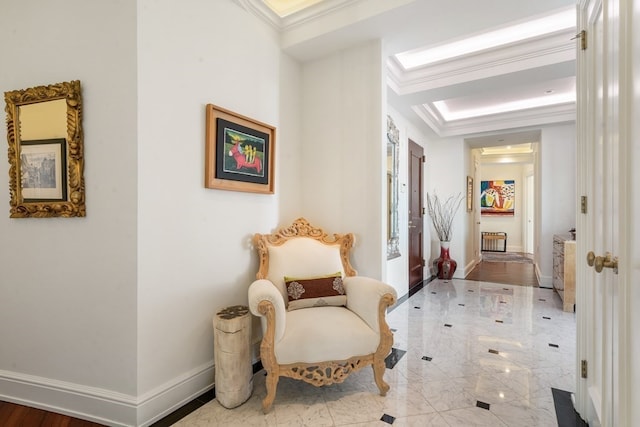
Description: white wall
xmin=386 ymin=106 xmax=433 ymax=297
xmin=0 ymin=0 xmax=139 ymax=423
xmin=538 ymin=123 xmax=576 ymax=286
xmin=1 ymin=1 xmax=303 ymax=425
xmin=479 ymin=163 xmax=528 ymax=252
xmin=136 ymin=0 xmax=301 ymax=424
xmin=425 ymin=137 xmax=470 ymax=278
xmin=300 ymin=41 xmax=385 ymax=281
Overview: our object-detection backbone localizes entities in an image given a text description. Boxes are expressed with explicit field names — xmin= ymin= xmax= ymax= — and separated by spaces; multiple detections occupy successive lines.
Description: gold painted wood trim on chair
xmin=253 ymin=217 xmax=357 ymax=279
xmin=253 ymin=218 xmax=396 ymax=413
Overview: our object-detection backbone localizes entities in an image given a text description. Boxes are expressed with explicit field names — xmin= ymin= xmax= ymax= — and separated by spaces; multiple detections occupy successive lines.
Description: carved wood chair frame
xmin=252 ymin=217 xmax=396 ymax=413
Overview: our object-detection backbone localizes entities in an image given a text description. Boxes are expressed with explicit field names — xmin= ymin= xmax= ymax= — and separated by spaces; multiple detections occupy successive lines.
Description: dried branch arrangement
xmin=426 ymin=192 xmax=464 ymax=242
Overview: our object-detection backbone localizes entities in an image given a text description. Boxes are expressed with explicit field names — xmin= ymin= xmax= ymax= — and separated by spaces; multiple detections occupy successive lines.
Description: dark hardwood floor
xmin=465 ymin=253 xmax=539 ymax=287
xmin=0 ymin=401 xmax=105 ymax=427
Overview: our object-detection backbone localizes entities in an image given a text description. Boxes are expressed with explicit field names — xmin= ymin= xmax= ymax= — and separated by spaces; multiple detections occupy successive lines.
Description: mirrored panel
xmin=5 ymin=80 xmax=85 ymax=217
xmin=387 ymin=115 xmax=400 ymax=259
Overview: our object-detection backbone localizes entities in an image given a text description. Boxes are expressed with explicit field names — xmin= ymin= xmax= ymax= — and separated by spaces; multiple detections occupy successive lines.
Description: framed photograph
xmin=466 ymin=176 xmax=473 ymax=212
xmin=480 ymin=179 xmax=515 ymax=216
xmin=20 ymin=138 xmax=67 ymax=201
xmin=205 ymin=104 xmax=275 ymax=194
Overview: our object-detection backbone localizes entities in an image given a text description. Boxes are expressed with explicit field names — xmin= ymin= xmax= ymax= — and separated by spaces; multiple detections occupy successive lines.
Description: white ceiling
xmin=235 ymin=0 xmax=578 ymax=145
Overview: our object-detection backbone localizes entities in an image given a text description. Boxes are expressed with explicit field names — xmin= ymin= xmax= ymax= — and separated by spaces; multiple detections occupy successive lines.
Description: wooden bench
xmin=481 ymin=232 xmax=507 ymax=252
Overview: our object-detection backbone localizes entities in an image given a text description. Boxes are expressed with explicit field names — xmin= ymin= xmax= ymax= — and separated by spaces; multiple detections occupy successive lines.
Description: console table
xmin=553 ymin=234 xmax=576 ymax=312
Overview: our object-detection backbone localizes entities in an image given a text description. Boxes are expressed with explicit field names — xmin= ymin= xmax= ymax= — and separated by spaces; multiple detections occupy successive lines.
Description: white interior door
xmin=576 ymin=0 xmax=623 ymax=425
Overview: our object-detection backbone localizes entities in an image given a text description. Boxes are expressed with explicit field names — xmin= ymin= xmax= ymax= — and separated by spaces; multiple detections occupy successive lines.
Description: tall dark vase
xmin=434 ymin=241 xmax=457 ymax=280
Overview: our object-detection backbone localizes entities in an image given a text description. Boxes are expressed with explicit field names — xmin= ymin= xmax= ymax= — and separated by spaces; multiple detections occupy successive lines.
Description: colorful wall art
xmin=480 ymin=180 xmax=515 ymax=216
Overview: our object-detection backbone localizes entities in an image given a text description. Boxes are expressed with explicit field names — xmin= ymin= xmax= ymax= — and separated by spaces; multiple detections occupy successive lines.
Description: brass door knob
xmin=587 ymin=251 xmax=619 ymax=274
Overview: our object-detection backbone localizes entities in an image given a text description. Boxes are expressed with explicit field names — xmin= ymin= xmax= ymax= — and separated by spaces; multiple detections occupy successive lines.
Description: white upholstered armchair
xmin=248 ymin=218 xmax=397 ymax=413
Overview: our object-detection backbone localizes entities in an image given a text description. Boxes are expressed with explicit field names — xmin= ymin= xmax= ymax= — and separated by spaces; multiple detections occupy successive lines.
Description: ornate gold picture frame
xmin=5 ymin=80 xmax=85 ymax=218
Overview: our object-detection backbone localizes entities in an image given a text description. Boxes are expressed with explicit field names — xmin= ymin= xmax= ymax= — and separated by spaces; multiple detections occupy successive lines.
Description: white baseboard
xmin=456 ymin=258 xmax=478 ymax=279
xmin=137 ymin=362 xmax=214 ymax=426
xmin=0 ymin=362 xmax=216 ymax=427
xmin=0 ymin=370 xmax=136 ymax=426
xmin=535 ymin=263 xmax=553 ymax=288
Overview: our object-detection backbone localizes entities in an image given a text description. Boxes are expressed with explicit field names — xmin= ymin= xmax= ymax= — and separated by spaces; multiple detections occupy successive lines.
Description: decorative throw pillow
xmin=284 ymin=272 xmax=346 ymax=311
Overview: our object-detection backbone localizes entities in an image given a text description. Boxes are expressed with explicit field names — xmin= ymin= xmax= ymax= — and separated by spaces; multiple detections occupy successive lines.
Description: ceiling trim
xmin=233 ymin=0 xmax=361 ymax=31
xmin=388 ymin=29 xmax=576 ymax=95
xmin=413 ymin=102 xmax=575 ymax=137
xmin=479 ymin=152 xmax=536 ymax=164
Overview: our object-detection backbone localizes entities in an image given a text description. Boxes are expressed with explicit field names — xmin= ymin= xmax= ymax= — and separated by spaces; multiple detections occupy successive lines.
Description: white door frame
xmin=524 ymin=173 xmax=534 ymax=254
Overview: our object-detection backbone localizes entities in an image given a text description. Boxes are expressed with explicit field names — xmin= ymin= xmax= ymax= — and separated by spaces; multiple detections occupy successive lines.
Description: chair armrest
xmin=343 ymin=276 xmax=397 ymax=332
xmin=248 ymin=279 xmax=287 ymax=343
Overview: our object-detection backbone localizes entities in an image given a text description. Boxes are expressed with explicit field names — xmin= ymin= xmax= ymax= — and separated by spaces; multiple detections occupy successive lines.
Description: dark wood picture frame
xmin=205 ymin=104 xmax=275 ymax=194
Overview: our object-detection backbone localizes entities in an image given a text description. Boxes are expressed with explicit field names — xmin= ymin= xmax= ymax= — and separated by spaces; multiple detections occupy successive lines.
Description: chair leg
xmin=372 ymin=360 xmax=390 ymax=396
xmin=262 ymin=372 xmax=279 ymax=413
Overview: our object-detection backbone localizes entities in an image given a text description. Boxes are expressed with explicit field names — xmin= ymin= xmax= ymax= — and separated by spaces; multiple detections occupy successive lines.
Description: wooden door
xmin=408 ymin=140 xmax=424 ymax=290
xmin=575 ymin=0 xmax=633 ymax=424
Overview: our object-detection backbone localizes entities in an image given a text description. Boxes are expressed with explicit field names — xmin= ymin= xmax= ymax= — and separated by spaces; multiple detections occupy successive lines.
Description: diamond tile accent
xmin=549 ymin=343 xmax=559 ymax=348
xmin=381 ymin=413 xmax=396 ymax=424
xmin=385 ymin=348 xmax=407 ymax=369
xmin=488 ymin=349 xmax=500 ymax=354
xmin=444 ymin=323 xmax=452 ymax=328
xmin=476 ymin=400 xmax=491 ymax=410
xmin=422 ymin=356 xmax=433 ymax=361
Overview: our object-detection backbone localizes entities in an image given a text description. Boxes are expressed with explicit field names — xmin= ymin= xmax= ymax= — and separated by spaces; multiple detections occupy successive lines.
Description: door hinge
xmin=421 ymin=155 xmax=426 ymax=163
xmin=581 ymin=359 xmax=588 ymax=378
xmin=421 ymin=259 xmax=426 ymax=267
xmin=573 ymin=30 xmax=587 ymax=50
xmin=581 ymin=196 xmax=587 ymax=214
xmin=422 ymin=207 xmax=425 ymax=215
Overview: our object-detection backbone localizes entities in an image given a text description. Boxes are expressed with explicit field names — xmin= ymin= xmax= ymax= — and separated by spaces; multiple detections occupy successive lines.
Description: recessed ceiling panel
xmin=481 ymin=143 xmax=533 ymax=155
xmin=394 ymin=6 xmax=575 ymax=69
xmin=432 ymin=76 xmax=576 ymax=121
xmin=263 ymin=0 xmax=325 ymax=17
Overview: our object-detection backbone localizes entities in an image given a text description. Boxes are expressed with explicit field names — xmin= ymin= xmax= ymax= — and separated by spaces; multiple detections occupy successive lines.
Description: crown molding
xmin=233 ymin=0 xmax=281 ymax=29
xmin=233 ymin=0 xmax=360 ymax=31
xmin=389 ymin=29 xmax=576 ymax=95
xmin=413 ymin=102 xmax=575 ymax=137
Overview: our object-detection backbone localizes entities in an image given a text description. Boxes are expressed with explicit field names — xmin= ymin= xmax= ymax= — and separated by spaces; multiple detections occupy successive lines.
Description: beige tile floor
xmin=173 ymin=279 xmax=576 ymax=426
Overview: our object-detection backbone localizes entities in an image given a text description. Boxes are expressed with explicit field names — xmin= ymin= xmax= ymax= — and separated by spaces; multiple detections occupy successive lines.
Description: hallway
xmin=465 ymin=253 xmax=539 ymax=287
